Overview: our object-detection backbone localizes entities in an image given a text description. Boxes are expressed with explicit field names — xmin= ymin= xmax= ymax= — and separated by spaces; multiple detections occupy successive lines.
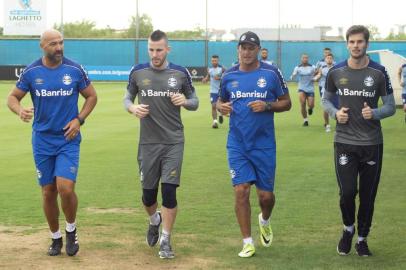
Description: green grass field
xmin=0 ymin=81 xmax=405 ymax=269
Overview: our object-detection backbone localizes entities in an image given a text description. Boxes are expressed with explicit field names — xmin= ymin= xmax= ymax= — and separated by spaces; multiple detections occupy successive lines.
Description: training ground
xmin=0 ymin=82 xmax=405 ymax=269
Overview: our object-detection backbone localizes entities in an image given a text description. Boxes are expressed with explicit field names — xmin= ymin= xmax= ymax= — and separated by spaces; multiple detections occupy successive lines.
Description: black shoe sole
xmin=66 ymin=248 xmax=79 ymax=256
xmin=337 ymin=246 xmax=350 ymax=256
xmin=48 ymin=251 xmax=62 ymax=256
xmin=356 ymin=252 xmax=371 ymax=257
xmin=355 ymin=243 xmax=372 ymax=257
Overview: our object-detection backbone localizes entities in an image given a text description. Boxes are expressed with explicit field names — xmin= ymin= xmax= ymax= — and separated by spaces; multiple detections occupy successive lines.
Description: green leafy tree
xmin=366 ymin=25 xmax=381 ymax=40
xmin=54 ymin=20 xmax=119 ymax=38
xmin=167 ymin=27 xmax=205 ymax=39
xmin=385 ymin=32 xmax=406 ymax=40
xmin=124 ymin=14 xmax=153 ymax=38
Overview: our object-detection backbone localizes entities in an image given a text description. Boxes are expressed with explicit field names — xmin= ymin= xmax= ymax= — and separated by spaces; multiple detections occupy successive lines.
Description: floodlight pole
xmin=205 ymin=0 xmax=209 ymax=68
xmin=351 ymin=0 xmax=354 ymax=25
xmin=135 ymin=0 xmax=140 ymax=64
xmin=277 ymin=0 xmax=282 ymax=69
xmin=60 ymin=0 xmax=64 ymax=34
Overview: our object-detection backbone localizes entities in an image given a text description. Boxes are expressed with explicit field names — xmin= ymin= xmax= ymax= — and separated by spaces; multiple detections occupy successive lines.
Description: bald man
xmin=7 ymin=29 xmax=97 ymax=256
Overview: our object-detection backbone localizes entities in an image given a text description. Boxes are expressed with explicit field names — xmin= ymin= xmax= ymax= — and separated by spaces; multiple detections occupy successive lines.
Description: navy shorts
xmin=227 ymin=147 xmax=276 ymax=192
xmin=402 ymin=94 xmax=406 ymax=105
xmin=298 ymin=89 xmax=315 ymax=97
xmin=32 ymin=131 xmax=81 ymax=186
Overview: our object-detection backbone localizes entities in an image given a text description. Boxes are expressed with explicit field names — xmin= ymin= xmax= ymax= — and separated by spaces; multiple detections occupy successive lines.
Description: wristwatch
xmin=76 ymin=116 xmax=85 ymax=126
xmin=265 ymin=102 xmax=272 ymax=111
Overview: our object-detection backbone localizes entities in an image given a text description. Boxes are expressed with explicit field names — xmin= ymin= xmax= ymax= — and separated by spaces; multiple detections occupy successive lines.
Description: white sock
xmin=160 ymin=229 xmax=170 ymax=244
xmin=149 ymin=212 xmax=161 ymax=225
xmin=304 ymin=118 xmax=308 ymax=122
xmin=51 ymin=230 xmax=62 ymax=239
xmin=66 ymin=221 xmax=76 ymax=233
xmin=357 ymin=236 xmax=366 ymax=243
xmin=213 ymin=119 xmax=218 ymax=123
xmin=260 ymin=214 xmax=270 ymax=226
xmin=243 ymin=237 xmax=253 ymax=245
xmin=344 ymin=225 xmax=354 ymax=233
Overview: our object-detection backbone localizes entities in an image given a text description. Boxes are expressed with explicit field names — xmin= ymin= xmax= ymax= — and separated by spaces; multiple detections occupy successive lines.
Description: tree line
xmin=0 ymin=14 xmax=204 ymax=39
xmin=0 ymin=18 xmax=404 ymax=40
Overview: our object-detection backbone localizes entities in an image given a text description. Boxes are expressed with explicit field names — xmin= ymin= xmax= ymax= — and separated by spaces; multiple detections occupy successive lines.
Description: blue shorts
xmin=32 ymin=131 xmax=81 ymax=186
xmin=402 ymin=94 xmax=406 ymax=105
xmin=210 ymin=93 xmax=219 ymax=104
xmin=298 ymin=89 xmax=314 ymax=97
xmin=227 ymin=147 xmax=276 ymax=192
xmin=319 ymin=86 xmax=323 ymax=97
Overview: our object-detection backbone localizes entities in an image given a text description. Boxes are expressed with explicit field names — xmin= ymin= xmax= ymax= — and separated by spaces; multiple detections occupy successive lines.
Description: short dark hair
xmin=346 ymin=25 xmax=370 ymax=43
xmin=324 ymin=47 xmax=331 ymax=51
xmin=149 ymin=30 xmax=168 ymax=43
xmin=325 ymin=53 xmax=334 ymax=58
xmin=261 ymin=48 xmax=268 ymax=52
xmin=211 ymin=55 xmax=219 ymax=59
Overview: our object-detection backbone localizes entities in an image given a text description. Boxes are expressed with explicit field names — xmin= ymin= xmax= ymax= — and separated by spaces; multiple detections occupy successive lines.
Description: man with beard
xmin=124 ymin=30 xmax=198 ymax=259
xmin=260 ymin=48 xmax=274 ymax=65
xmin=202 ymin=55 xmax=226 ymax=128
xmin=290 ymin=54 xmax=317 ymax=126
xmin=7 ymin=29 xmax=97 ymax=256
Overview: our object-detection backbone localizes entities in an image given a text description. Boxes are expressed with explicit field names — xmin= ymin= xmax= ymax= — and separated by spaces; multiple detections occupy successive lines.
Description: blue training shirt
xmin=315 ymin=58 xmax=325 ymax=70
xmin=316 ymin=58 xmax=336 ymax=86
xmin=319 ymin=64 xmax=334 ymax=92
xmin=219 ymin=62 xmax=288 ymax=150
xmin=16 ymin=57 xmax=90 ymax=134
xmin=291 ymin=64 xmax=316 ymax=93
xmin=208 ymin=65 xmax=224 ymax=94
